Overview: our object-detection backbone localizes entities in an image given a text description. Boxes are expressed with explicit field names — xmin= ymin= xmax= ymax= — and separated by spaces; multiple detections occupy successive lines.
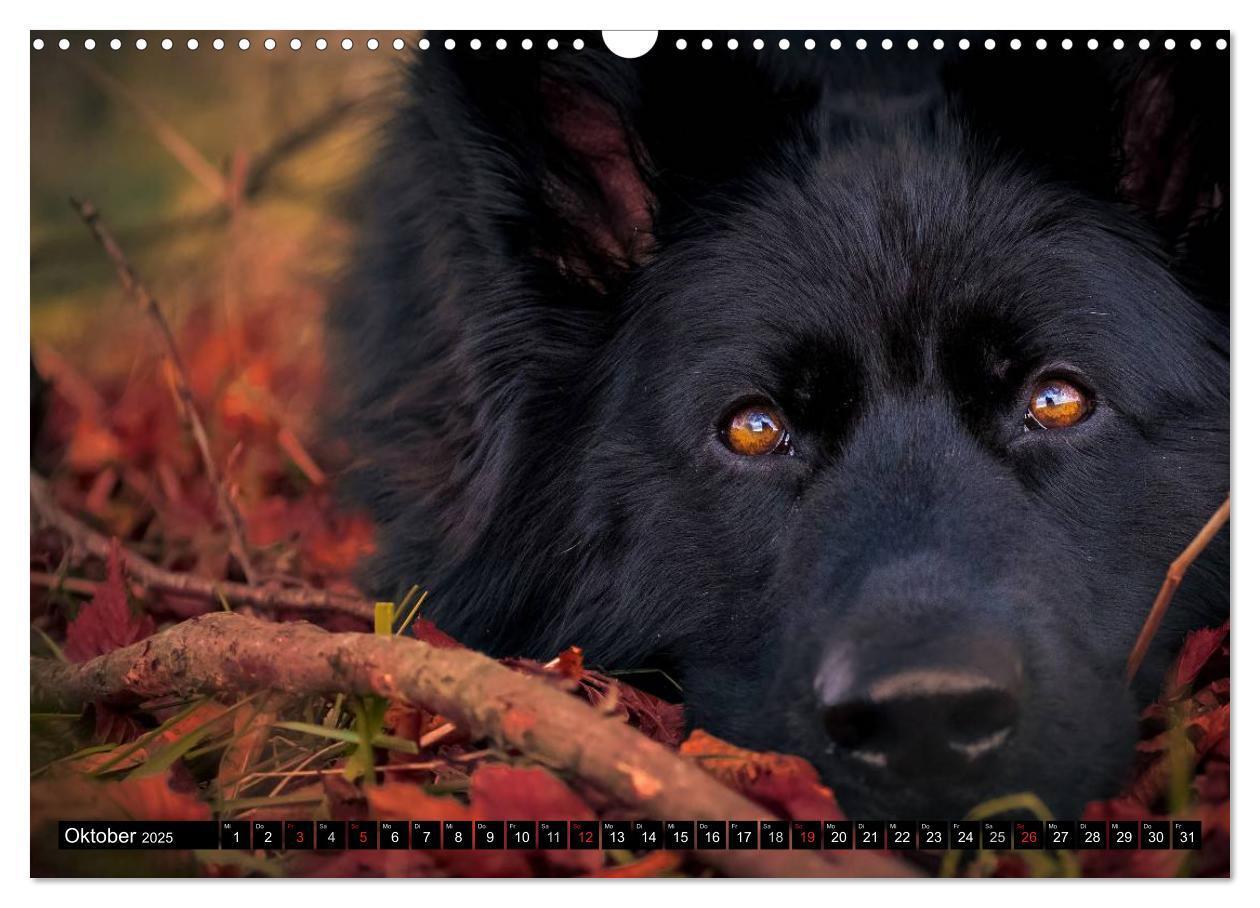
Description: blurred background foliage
xmin=31 ymin=31 xmax=402 ymax=368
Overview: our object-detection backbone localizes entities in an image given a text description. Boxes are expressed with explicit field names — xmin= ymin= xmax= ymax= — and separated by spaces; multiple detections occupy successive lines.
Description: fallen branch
xmin=1127 ymin=496 xmax=1231 ymax=683
xmin=31 ymin=472 xmax=372 ymax=623
xmin=30 ymin=612 xmax=914 ymax=878
xmin=72 ymin=198 xmax=258 ymax=585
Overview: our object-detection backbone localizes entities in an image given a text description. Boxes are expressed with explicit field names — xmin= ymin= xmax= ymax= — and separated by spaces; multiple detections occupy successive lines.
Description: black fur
xmin=328 ymin=34 xmax=1228 ymax=818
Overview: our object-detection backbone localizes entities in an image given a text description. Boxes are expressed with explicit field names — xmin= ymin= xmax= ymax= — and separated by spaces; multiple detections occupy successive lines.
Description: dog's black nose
xmin=816 ymin=637 xmax=1022 ymax=778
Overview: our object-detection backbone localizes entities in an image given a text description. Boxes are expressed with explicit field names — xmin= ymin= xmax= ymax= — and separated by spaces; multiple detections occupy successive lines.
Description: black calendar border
xmin=56 ymin=817 xmax=1204 ymax=851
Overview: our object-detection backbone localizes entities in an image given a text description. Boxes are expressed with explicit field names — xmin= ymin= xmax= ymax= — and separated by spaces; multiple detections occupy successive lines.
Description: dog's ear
xmin=1115 ymin=53 xmax=1228 ymax=304
xmin=398 ymin=39 xmax=818 ymax=295
xmin=397 ymin=43 xmax=659 ymax=294
xmin=945 ymin=47 xmax=1227 ymax=306
xmin=539 ymin=75 xmax=654 ymax=280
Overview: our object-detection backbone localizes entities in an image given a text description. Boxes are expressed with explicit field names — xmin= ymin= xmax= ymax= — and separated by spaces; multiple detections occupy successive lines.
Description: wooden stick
xmin=31 ymin=472 xmax=372 ymax=623
xmin=30 ymin=612 xmax=914 ymax=878
xmin=71 ymin=198 xmax=258 ymax=586
xmin=1126 ymin=496 xmax=1231 ymax=683
xmin=75 ymin=60 xmax=228 ymax=203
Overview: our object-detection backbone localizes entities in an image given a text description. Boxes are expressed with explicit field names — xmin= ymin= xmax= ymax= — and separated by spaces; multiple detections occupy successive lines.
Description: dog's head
xmin=331 ymin=37 xmax=1228 ymax=818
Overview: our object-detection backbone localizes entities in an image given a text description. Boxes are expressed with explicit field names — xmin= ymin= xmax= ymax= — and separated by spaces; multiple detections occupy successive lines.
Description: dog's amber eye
xmin=724 ymin=402 xmax=791 ymax=456
xmin=1026 ymin=379 xmax=1092 ymax=430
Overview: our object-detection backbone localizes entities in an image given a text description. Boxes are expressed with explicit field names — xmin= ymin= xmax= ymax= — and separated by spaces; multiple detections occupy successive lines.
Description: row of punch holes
xmin=32 ymin=34 xmax=1229 ymax=53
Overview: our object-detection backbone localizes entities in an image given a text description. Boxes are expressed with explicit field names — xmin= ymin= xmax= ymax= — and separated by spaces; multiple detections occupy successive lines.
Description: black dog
xmin=328 ymin=34 xmax=1228 ymax=819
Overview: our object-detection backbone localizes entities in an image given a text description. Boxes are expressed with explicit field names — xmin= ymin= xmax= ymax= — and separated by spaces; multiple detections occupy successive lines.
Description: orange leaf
xmin=681 ymin=729 xmax=842 ymax=820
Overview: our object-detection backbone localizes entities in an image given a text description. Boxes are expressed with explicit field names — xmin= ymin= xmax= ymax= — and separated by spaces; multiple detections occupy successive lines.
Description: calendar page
xmin=28 ymin=25 xmax=1229 ymax=880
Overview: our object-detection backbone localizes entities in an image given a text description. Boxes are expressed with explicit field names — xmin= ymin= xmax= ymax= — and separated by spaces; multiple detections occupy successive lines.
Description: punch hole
xmin=907 ymin=38 xmax=918 ymax=50
xmin=443 ymin=38 xmax=454 ymax=50
xmin=1190 ymin=38 xmax=1201 ymax=49
xmin=162 ymin=38 xmax=173 ymax=51
xmin=1087 ymin=38 xmax=1099 ymax=50
xmin=779 ymin=38 xmax=790 ymax=50
xmin=805 ymin=38 xmax=816 ymax=50
xmin=702 ymin=38 xmax=713 ymax=50
xmin=547 ymin=38 xmax=559 ymax=50
xmin=856 ymin=38 xmax=867 ymax=50
xmin=573 ymin=38 xmax=584 ymax=50
xmin=1062 ymin=38 xmax=1073 ymax=50
xmin=58 ymin=38 xmax=69 ymax=50
xmin=881 ymin=38 xmax=892 ymax=50
xmin=467 ymin=38 xmax=479 ymax=50
xmin=675 ymin=38 xmax=687 ymax=50
xmin=136 ymin=38 xmax=148 ymax=50
xmin=264 ymin=38 xmax=276 ymax=51
xmin=959 ymin=38 xmax=970 ymax=50
xmin=1113 ymin=38 xmax=1125 ymax=50
xmin=32 ymin=37 xmax=44 ymax=50
xmin=1139 ymin=38 xmax=1150 ymax=50
xmin=933 ymin=38 xmax=944 ymax=50
xmin=832 ymin=38 xmax=842 ymax=50
xmin=111 ymin=38 xmax=122 ymax=50
xmin=238 ymin=38 xmax=249 ymax=50
xmin=1165 ymin=38 xmax=1176 ymax=50
xmin=187 ymin=38 xmax=198 ymax=50
xmin=496 ymin=38 xmax=507 ymax=50
xmin=727 ymin=38 xmax=738 ymax=50
xmin=213 ymin=38 xmax=223 ymax=51
xmin=291 ymin=38 xmax=303 ymax=51
xmin=419 ymin=38 xmax=430 ymax=50
xmin=1216 ymin=38 xmax=1227 ymax=50
xmin=601 ymin=30 xmax=658 ymax=59
xmin=520 ymin=38 xmax=532 ymax=50
xmin=1010 ymin=38 xmax=1021 ymax=50
xmin=1036 ymin=38 xmax=1047 ymax=50
xmin=84 ymin=38 xmax=96 ymax=50
xmin=754 ymin=38 xmax=765 ymax=50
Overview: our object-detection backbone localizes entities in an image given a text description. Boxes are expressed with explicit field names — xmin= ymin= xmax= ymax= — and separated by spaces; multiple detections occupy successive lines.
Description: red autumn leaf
xmin=570 ymin=669 xmax=686 ymax=746
xmin=410 ymin=618 xmax=462 ymax=649
xmin=69 ymin=700 xmax=231 ymax=774
xmin=467 ymin=764 xmax=594 ymax=817
xmin=91 ymin=703 xmax=146 ymax=746
xmin=680 ymin=729 xmax=843 ymax=820
xmin=62 ymin=538 xmax=155 ymax=662
xmin=1169 ymin=621 xmax=1229 ymax=694
xmin=503 ymin=648 xmax=685 ymax=746
xmin=304 ymin=849 xmax=440 ymax=878
xmin=31 ymin=768 xmax=210 ymax=824
xmin=354 ymin=768 xmax=607 ymax=877
xmin=591 ymin=851 xmax=683 ymax=878
xmin=365 ymin=782 xmax=532 ymax=877
xmin=1077 ymin=621 xmax=1230 ymax=876
xmin=544 ymin=646 xmax=586 ymax=682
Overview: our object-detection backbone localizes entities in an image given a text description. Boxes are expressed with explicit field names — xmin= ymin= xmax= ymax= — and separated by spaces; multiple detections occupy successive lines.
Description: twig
xmin=245 ymin=761 xmax=444 ymax=782
xmin=1126 ymin=496 xmax=1231 ymax=683
xmin=71 ymin=198 xmax=258 ymax=586
xmin=30 ymin=571 xmax=106 ymax=599
xmin=75 ymin=60 xmax=229 ymax=203
xmin=243 ymin=86 xmax=379 ymax=199
xmin=31 ymin=472 xmax=372 ymax=623
xmin=276 ymin=426 xmax=327 ymax=487
xmin=30 ymin=612 xmax=915 ymax=879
